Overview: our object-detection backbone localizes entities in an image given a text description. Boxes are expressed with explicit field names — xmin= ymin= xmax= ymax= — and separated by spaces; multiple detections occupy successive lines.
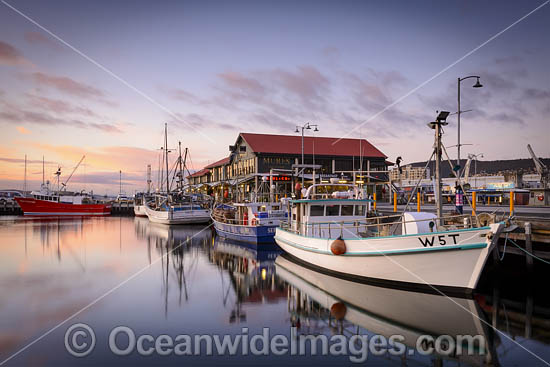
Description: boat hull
xmin=274 ymin=224 xmax=501 ymax=295
xmin=145 ymin=205 xmax=211 ymax=225
xmin=212 ymin=218 xmax=277 ymax=244
xmin=15 ymin=197 xmax=111 ymax=216
xmin=133 ymin=205 xmax=147 ymax=217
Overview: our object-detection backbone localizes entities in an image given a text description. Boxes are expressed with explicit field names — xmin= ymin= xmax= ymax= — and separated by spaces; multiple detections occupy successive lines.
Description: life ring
xmin=538 ymin=194 xmax=544 ymax=201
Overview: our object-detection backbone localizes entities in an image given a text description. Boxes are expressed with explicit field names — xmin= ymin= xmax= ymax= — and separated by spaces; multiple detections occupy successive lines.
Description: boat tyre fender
xmin=477 ymin=213 xmax=494 ymax=227
xmin=331 ymin=236 xmax=346 ymax=255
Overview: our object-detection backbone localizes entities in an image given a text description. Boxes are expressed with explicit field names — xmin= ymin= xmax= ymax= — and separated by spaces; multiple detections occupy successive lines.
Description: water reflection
xmin=210 ymin=237 xmax=284 ymax=324
xmin=0 ymin=217 xmax=549 ymax=366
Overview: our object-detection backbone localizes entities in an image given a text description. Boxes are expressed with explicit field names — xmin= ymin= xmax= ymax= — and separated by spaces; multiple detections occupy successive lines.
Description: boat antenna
xmin=42 ymin=156 xmax=45 ymax=185
xmin=62 ymin=155 xmax=85 ymax=191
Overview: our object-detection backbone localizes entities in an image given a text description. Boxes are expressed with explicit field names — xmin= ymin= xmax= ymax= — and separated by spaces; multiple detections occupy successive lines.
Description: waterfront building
xmin=187 ymin=132 xmax=390 ymax=201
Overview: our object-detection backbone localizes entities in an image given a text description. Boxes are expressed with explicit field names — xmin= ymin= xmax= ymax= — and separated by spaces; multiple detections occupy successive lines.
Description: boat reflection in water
xmin=276 ymin=254 xmax=500 ymax=366
xmin=209 ymin=235 xmax=285 ymax=323
xmin=134 ymin=217 xmax=212 ymax=315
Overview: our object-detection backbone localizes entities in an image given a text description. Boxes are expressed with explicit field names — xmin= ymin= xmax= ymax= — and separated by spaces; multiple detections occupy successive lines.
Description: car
xmin=0 ymin=190 xmax=24 ymax=205
xmin=115 ymin=194 xmax=132 ymax=203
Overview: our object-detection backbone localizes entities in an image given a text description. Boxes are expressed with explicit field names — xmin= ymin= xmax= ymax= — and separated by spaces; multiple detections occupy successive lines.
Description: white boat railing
xmin=281 ymin=213 xmax=489 ymax=239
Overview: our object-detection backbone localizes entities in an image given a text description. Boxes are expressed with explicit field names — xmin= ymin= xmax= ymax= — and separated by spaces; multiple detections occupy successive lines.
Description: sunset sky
xmin=1 ymin=0 xmax=549 ymax=195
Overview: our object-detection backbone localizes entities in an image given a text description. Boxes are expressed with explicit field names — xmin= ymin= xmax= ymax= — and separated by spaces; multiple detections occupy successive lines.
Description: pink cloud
xmin=24 ymin=31 xmax=63 ymax=51
xmin=31 ymin=72 xmax=104 ymax=98
xmin=0 ymin=41 xmax=30 ymax=66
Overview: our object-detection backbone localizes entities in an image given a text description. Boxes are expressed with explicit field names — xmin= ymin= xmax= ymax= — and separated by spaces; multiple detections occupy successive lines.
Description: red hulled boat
xmin=15 ymin=190 xmax=111 ymax=216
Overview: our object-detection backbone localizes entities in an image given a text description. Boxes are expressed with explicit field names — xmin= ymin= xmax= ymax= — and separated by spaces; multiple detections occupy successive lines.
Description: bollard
xmin=509 ymin=191 xmax=514 ymax=216
xmin=373 ymin=192 xmax=377 ymax=210
xmin=472 ymin=192 xmax=477 ymax=215
xmin=393 ymin=192 xmax=397 ymax=212
xmin=417 ymin=192 xmax=421 ymax=212
xmin=525 ymin=222 xmax=533 ymax=273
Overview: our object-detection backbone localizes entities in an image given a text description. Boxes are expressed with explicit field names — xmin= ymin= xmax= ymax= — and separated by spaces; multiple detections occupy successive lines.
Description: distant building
xmin=187 ymin=132 xmax=389 ymax=201
xmin=390 ymin=165 xmax=429 ymax=182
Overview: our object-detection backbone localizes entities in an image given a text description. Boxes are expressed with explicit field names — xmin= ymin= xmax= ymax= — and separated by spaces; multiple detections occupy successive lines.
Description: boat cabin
xmin=231 ymin=202 xmax=287 ymax=226
xmin=289 ymin=184 xmax=373 ymax=237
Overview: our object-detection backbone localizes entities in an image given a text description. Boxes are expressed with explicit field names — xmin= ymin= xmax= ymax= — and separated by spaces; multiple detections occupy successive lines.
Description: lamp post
xmin=457 ymin=76 xmax=483 ymax=173
xmin=468 ymin=153 xmax=484 ymax=189
xmin=295 ymin=122 xmax=319 ymax=187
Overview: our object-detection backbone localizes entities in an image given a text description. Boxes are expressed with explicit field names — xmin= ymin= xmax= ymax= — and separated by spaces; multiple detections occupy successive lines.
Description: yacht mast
xmin=165 ymin=123 xmax=170 ymax=197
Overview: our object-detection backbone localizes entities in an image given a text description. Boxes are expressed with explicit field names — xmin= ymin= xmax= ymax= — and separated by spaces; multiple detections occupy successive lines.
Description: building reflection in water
xmin=209 ymin=236 xmax=285 ymax=324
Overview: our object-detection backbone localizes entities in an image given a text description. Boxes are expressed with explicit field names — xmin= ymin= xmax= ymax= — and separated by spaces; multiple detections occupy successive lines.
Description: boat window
xmin=259 ymin=205 xmax=267 ymax=212
xmin=271 ymin=205 xmax=280 ymax=210
xmin=355 ymin=205 xmax=365 ymax=216
xmin=309 ymin=205 xmax=325 ymax=216
xmin=325 ymin=205 xmax=340 ymax=216
xmin=341 ymin=205 xmax=354 ymax=216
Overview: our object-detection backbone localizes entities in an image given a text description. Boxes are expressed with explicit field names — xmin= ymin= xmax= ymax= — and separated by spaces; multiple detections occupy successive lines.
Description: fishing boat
xmin=145 ymin=194 xmax=211 ymax=224
xmin=274 ymin=112 xmax=506 ymax=295
xmin=15 ymin=156 xmax=111 ymax=216
xmin=133 ymin=192 xmax=150 ymax=217
xmin=211 ymin=201 xmax=287 ymax=244
xmin=144 ymin=123 xmax=211 ymax=225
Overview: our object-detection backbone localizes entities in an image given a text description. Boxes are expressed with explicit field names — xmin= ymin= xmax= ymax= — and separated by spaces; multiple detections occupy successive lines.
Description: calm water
xmin=0 ymin=216 xmax=549 ymax=366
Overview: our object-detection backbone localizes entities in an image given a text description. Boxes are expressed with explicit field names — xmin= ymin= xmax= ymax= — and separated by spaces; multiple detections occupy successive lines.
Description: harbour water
xmin=1 ymin=217 xmax=549 ymax=366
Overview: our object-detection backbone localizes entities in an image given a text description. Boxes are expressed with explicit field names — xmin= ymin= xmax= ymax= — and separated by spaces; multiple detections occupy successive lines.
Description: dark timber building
xmin=187 ymin=133 xmax=390 ymax=201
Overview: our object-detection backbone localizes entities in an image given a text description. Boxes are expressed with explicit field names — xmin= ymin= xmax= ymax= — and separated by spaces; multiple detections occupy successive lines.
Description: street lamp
xmin=468 ymin=153 xmax=484 ymax=188
xmin=457 ymin=76 xmax=483 ymax=173
xmin=295 ymin=122 xmax=319 ymax=186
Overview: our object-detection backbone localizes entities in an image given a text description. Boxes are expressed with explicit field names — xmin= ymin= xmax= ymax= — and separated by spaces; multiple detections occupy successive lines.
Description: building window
xmin=240 ymin=146 xmax=246 ymax=152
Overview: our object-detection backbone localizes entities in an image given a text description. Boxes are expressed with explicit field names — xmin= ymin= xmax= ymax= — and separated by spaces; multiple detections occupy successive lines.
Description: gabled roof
xmin=187 ymin=168 xmax=210 ymax=178
xmin=204 ymin=157 xmax=230 ymax=169
xmin=239 ymin=133 xmax=387 ymax=158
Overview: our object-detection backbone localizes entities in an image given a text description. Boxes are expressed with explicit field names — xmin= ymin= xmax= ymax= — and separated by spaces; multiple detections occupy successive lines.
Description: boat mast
xmin=42 ymin=156 xmax=45 ymax=186
xmin=178 ymin=141 xmax=184 ymax=192
xmin=429 ymin=111 xmax=449 ymax=223
xmin=165 ymin=123 xmax=170 ymax=198
xmin=24 ymin=154 xmax=27 ymax=194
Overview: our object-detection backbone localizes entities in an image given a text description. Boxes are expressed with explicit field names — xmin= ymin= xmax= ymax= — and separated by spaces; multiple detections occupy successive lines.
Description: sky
xmin=0 ymin=0 xmax=549 ymax=195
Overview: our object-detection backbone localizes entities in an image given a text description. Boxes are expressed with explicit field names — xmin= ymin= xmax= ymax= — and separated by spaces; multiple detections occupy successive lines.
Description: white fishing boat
xmin=144 ymin=123 xmax=212 ymax=225
xmin=133 ymin=192 xmax=150 ymax=217
xmin=145 ymin=196 xmax=211 ymax=224
xmin=275 ymin=112 xmax=506 ymax=295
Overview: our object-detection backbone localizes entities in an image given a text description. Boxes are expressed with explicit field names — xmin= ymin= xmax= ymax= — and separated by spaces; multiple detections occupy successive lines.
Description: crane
xmin=527 ymin=144 xmax=549 ymax=188
xmin=61 ymin=155 xmax=86 ymax=190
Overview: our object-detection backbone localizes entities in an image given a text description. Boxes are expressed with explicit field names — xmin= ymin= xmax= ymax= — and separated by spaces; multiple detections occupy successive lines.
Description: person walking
xmin=455 ymin=186 xmax=464 ymax=215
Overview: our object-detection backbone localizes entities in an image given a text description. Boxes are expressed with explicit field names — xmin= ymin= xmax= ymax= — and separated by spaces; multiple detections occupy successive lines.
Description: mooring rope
xmin=507 ymin=238 xmax=550 ymax=265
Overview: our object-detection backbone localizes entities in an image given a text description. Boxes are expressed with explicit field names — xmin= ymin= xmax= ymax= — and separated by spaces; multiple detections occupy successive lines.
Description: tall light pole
xmin=295 ymin=122 xmax=319 ymax=187
xmin=468 ymin=153 xmax=484 ymax=188
xmin=457 ymin=76 xmax=483 ymax=172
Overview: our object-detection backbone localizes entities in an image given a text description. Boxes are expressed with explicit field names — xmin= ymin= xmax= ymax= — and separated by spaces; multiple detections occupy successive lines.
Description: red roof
xmin=204 ymin=157 xmax=230 ymax=169
xmin=187 ymin=168 xmax=210 ymax=178
xmin=240 ymin=133 xmax=386 ymax=158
